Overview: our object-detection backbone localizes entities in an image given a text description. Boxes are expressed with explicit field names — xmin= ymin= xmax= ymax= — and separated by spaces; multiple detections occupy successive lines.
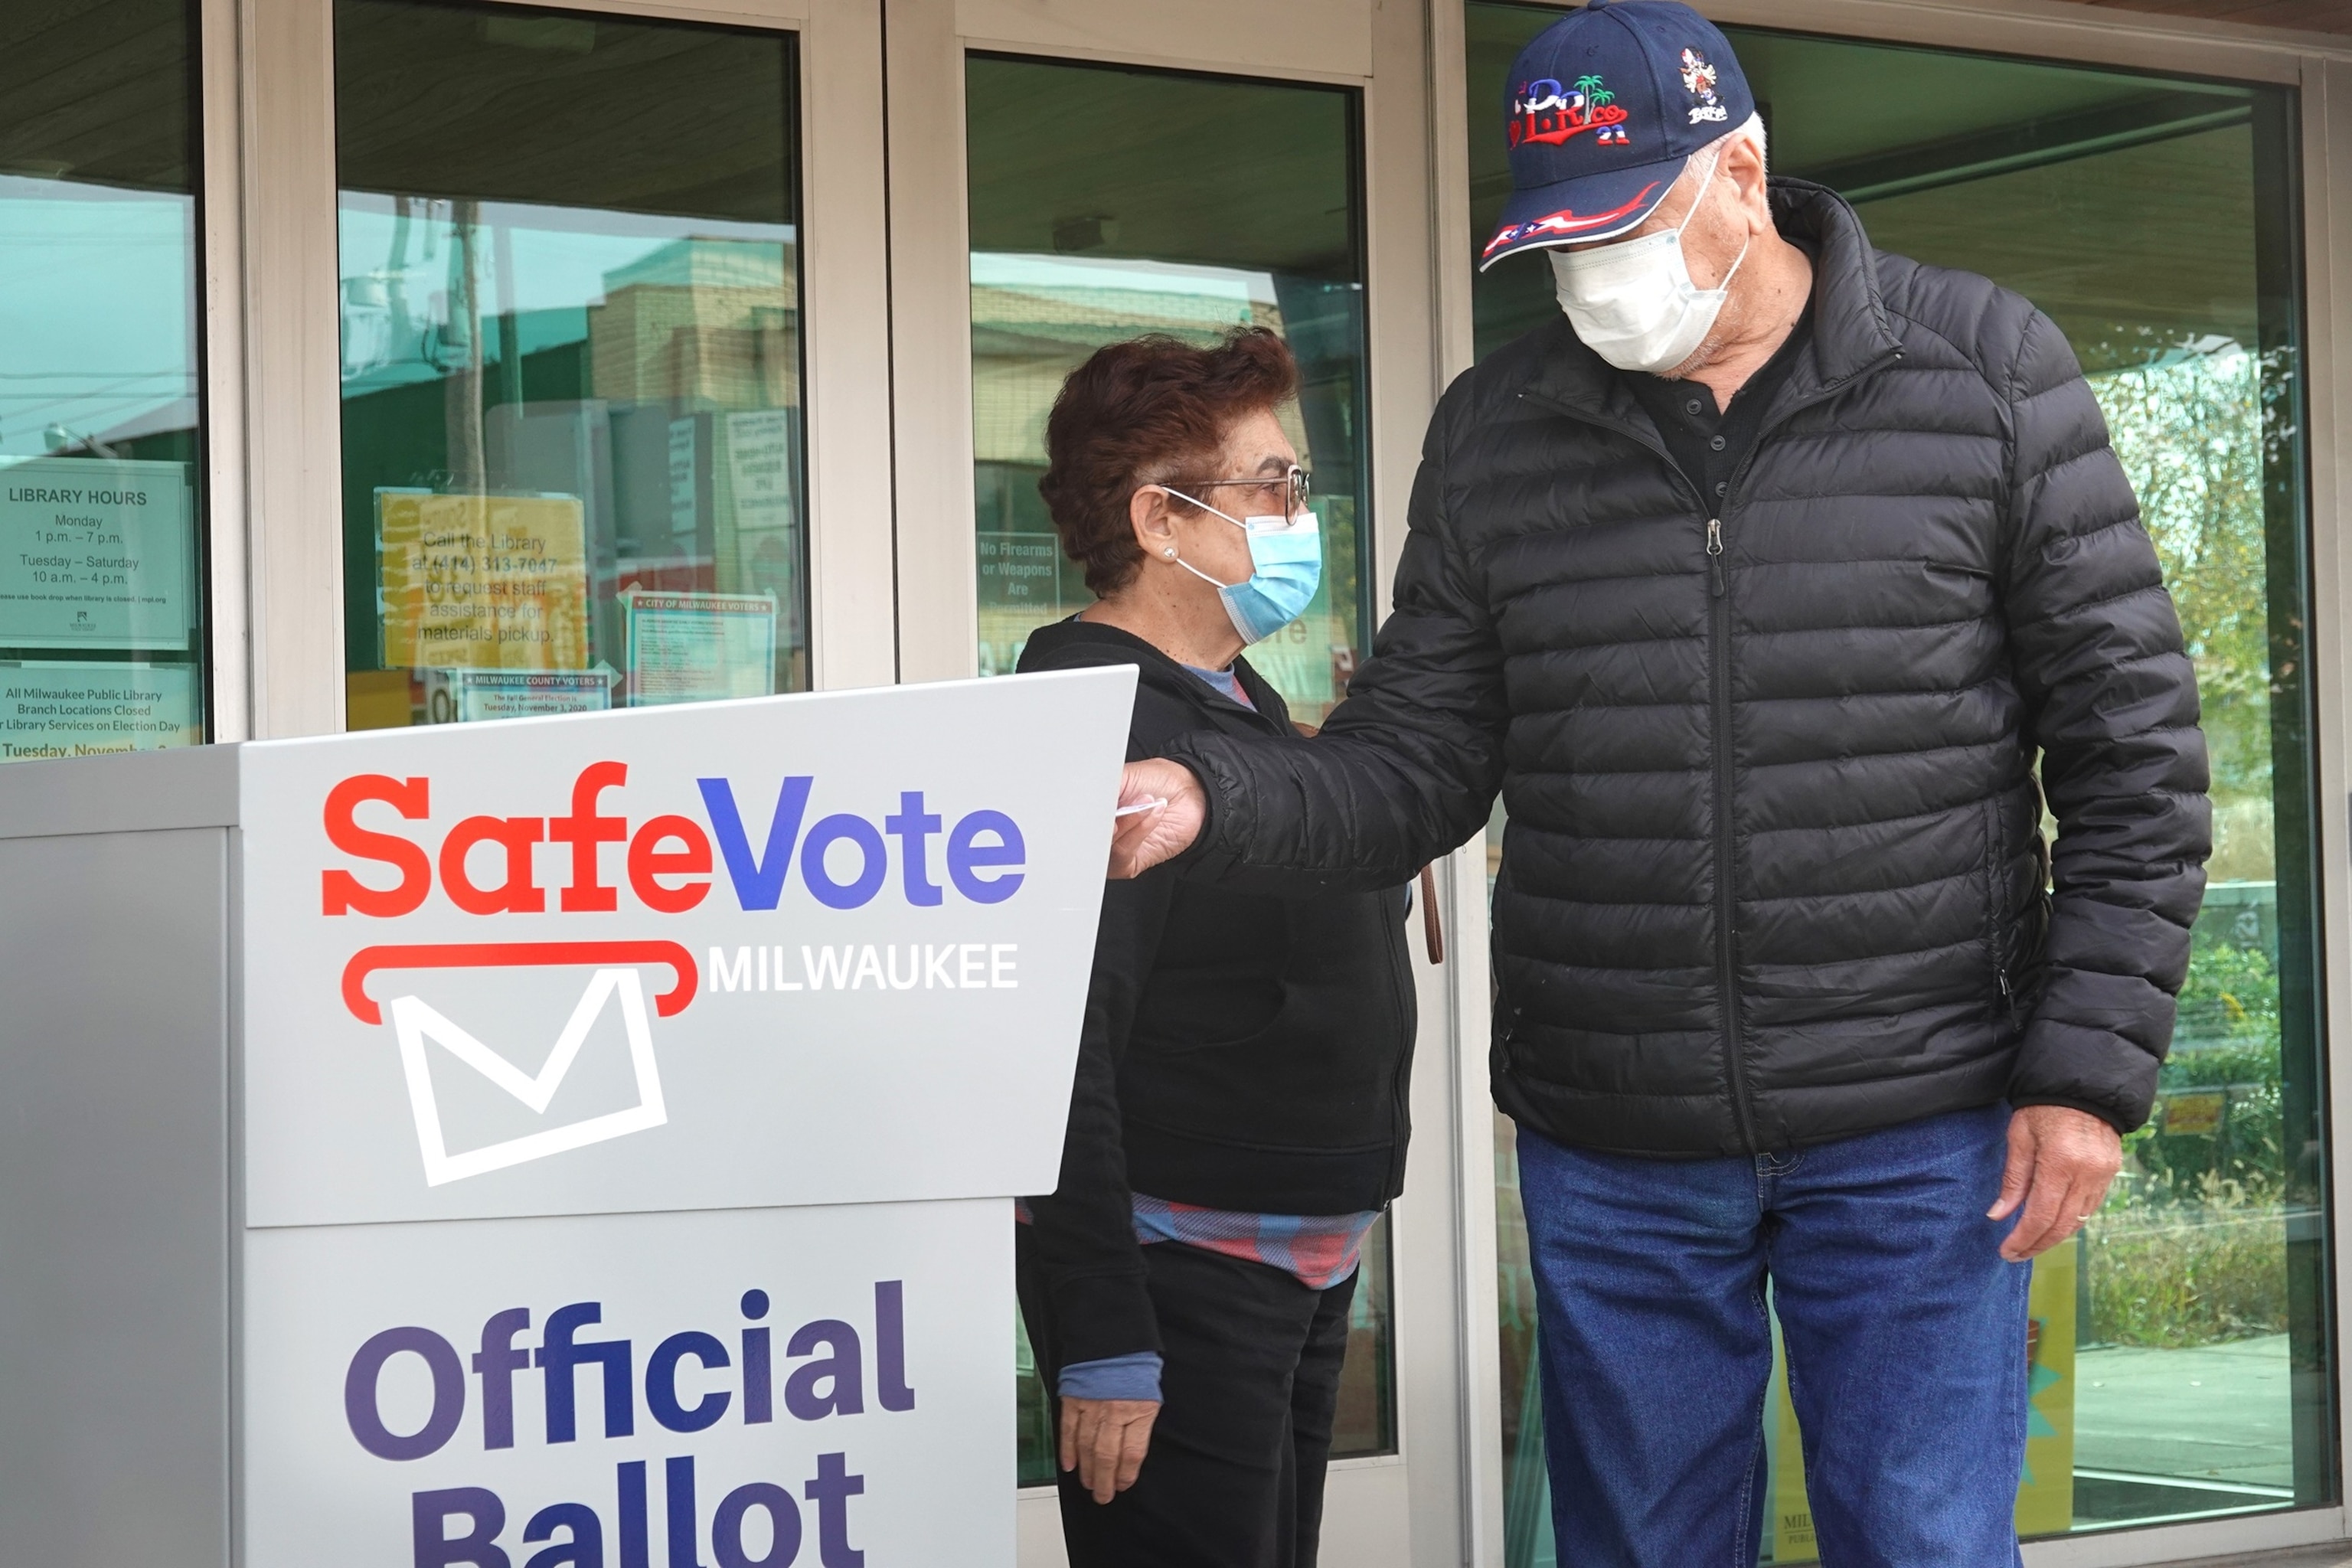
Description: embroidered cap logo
xmin=1680 ymin=47 xmax=1728 ymax=125
xmin=1508 ymin=74 xmax=1632 ymax=150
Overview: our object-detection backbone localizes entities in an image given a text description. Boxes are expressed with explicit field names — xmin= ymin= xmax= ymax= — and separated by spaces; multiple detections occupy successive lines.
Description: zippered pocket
xmin=1981 ymin=795 xmax=2012 ymax=1009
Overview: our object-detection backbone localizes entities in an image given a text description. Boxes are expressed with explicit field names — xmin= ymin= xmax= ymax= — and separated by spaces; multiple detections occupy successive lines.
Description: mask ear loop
xmin=1661 ymin=145 xmax=1723 ymax=244
xmin=1672 ymin=142 xmax=1754 ymax=295
xmin=1148 ymin=485 xmax=1250 ymax=590
xmin=1710 ymin=226 xmax=1753 ymax=296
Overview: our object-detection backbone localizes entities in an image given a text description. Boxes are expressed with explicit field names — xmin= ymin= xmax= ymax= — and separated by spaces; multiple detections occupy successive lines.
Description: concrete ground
xmin=2075 ymin=1334 xmax=2295 ymax=1496
xmin=2159 ymin=1550 xmax=2352 ymax=1567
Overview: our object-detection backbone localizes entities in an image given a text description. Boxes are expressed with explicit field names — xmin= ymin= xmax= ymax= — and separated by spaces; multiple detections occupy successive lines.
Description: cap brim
xmin=1478 ymin=152 xmax=1689 ymax=270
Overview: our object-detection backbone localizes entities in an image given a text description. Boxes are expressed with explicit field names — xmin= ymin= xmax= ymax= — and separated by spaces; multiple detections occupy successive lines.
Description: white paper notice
xmin=0 ymin=458 xmax=195 ymax=649
xmin=625 ymin=589 xmax=777 ymax=706
xmin=423 ymin=668 xmax=612 ymax=724
xmin=0 ymin=660 xmax=200 ymax=760
xmin=724 ymin=409 xmax=795 ymax=534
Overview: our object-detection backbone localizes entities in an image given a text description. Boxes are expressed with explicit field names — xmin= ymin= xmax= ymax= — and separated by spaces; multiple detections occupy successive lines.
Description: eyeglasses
xmin=1182 ymin=465 xmax=1312 ymax=518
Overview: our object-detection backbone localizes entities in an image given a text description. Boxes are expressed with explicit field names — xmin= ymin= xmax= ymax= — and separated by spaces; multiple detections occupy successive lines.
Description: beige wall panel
xmin=2305 ymin=49 xmax=2352 ymax=1556
xmin=1367 ymin=3 xmax=1432 ymax=611
xmin=201 ymin=0 xmax=252 ymax=741
xmin=1444 ymin=835 xmax=1507 ymax=1568
xmin=1367 ymin=4 xmax=1507 ymax=1567
xmin=1430 ymin=0 xmax=1476 ymax=388
xmin=1425 ymin=18 xmax=1505 ymax=1550
xmin=240 ymin=0 xmax=345 ymax=738
xmin=886 ymin=0 xmax=981 ymax=683
xmin=1320 ymin=1459 xmax=1415 ymax=1560
xmin=957 ymin=0 xmax=1373 ymax=77
xmin=803 ymin=0 xmax=902 ymax=690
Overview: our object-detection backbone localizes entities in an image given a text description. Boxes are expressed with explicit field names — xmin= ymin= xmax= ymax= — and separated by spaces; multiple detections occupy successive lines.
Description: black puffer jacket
xmin=1167 ymin=181 xmax=2209 ymax=1155
xmin=1021 ymin=619 xmax=1415 ymax=1364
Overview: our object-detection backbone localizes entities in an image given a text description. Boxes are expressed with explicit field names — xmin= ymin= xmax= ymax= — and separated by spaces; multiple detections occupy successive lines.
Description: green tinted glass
xmin=1468 ymin=4 xmax=2327 ymax=1555
xmin=0 ymin=0 xmax=207 ymax=760
xmin=965 ymin=53 xmax=1371 ymax=724
xmin=335 ymin=0 xmax=806 ymax=730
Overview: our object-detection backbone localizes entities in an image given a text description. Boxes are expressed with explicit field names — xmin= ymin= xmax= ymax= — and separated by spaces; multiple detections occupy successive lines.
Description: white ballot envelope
xmin=342 ymin=942 xmax=697 ymax=1186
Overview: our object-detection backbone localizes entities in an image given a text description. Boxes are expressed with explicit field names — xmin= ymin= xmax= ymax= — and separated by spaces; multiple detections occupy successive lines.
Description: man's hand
xmin=1988 ymin=1104 xmax=2125 ymax=1261
xmin=1059 ymin=1396 xmax=1160 ymax=1504
xmin=1109 ymin=760 xmax=1206 ymax=878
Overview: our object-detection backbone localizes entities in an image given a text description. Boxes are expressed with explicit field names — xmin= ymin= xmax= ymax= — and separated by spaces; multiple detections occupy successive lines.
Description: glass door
xmin=1465 ymin=6 xmax=2330 ymax=1562
xmin=964 ymin=54 xmax=1374 ymax=724
xmin=889 ymin=8 xmax=1460 ymax=1563
xmin=0 ymin=0 xmax=210 ymax=761
xmin=960 ymin=47 xmax=1396 ymax=1478
xmin=333 ymin=0 xmax=809 ymax=730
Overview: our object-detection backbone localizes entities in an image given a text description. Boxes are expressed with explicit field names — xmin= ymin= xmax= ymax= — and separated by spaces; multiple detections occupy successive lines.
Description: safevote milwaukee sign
xmin=218 ymin=669 xmax=1132 ymax=1568
xmin=240 ymin=668 xmax=1132 ymax=1228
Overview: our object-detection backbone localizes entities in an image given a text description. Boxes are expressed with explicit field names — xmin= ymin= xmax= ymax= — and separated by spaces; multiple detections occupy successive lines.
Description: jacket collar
xmin=1520 ymin=178 xmax=1902 ymax=423
xmin=1019 ymin=616 xmax=1291 ymax=732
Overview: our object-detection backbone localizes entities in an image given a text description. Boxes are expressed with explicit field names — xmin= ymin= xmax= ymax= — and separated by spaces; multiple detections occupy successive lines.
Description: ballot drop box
xmin=0 ymin=668 xmax=1133 ymax=1567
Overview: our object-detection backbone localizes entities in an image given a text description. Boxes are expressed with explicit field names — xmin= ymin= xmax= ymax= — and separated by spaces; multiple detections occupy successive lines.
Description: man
xmin=1111 ymin=3 xmax=2209 ymax=1563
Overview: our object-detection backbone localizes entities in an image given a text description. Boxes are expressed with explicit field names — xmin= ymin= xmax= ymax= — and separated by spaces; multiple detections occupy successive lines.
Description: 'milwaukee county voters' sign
xmin=0 ymin=668 xmax=1133 ymax=1568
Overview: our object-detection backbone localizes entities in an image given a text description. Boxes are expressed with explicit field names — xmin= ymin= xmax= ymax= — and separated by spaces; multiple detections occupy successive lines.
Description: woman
xmin=1015 ymin=326 xmax=1416 ymax=1568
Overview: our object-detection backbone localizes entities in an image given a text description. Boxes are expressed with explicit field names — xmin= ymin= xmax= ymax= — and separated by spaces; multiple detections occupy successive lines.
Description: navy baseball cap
xmin=1480 ymin=0 xmax=1756 ymax=270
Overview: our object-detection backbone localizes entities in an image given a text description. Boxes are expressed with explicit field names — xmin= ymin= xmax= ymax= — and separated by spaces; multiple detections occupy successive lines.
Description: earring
xmin=1164 ymin=547 xmax=1177 ymax=559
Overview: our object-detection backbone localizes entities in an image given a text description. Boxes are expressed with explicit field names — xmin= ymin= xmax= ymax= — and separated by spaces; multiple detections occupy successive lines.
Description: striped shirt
xmin=1127 ymin=1194 xmax=1380 ymax=1292
xmin=1020 ymin=1196 xmax=1381 ymax=1402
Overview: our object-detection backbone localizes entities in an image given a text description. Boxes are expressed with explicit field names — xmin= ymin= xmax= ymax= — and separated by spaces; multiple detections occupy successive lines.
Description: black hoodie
xmin=1018 ymin=618 xmax=1417 ymax=1366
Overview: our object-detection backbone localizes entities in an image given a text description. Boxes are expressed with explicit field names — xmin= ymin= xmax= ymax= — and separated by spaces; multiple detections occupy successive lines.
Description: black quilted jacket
xmin=1165 ymin=180 xmax=2210 ymax=1155
xmin=1017 ymin=620 xmax=1414 ymax=1365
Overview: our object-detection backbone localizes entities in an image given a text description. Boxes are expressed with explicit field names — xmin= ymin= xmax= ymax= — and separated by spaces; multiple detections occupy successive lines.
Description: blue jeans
xmin=1517 ymin=1103 xmax=2030 ymax=1567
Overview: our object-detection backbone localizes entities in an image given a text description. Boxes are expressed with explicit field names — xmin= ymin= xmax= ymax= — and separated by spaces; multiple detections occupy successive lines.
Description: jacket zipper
xmin=1704 ymin=513 xmax=1753 ymax=1149
xmin=1704 ymin=436 xmax=1790 ymax=1155
xmin=1377 ymin=900 xmax=1413 ymax=1196
xmin=1984 ymin=796 xmax=2014 ymax=1011
xmin=1514 ymin=390 xmax=1754 ymax=1146
xmin=1521 ymin=350 xmax=1900 ymax=1155
xmin=1698 ymin=355 xmax=1902 ymax=1151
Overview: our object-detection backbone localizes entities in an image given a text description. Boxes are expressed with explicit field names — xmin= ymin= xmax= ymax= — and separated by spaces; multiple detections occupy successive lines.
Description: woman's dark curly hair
xmin=1037 ymin=327 xmax=1299 ymax=596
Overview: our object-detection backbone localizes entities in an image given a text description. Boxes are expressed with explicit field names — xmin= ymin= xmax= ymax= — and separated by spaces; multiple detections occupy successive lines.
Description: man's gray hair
xmin=1708 ymin=111 xmax=1767 ymax=172
xmin=1666 ymin=112 xmax=1766 ymax=204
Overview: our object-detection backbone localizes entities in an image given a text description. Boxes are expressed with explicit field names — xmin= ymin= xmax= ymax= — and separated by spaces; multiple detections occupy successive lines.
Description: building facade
xmin=7 ymin=0 xmax=2352 ymax=1561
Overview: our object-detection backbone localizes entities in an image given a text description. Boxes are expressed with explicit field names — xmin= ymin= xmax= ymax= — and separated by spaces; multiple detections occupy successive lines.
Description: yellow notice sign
xmin=1769 ymin=1331 xmax=1815 ymax=1561
xmin=1769 ymin=1245 xmax=2077 ymax=1560
xmin=2016 ymin=1240 xmax=2079 ymax=1538
xmin=2161 ymin=1091 xmax=2226 ymax=1137
xmin=376 ymin=491 xmax=590 ymax=671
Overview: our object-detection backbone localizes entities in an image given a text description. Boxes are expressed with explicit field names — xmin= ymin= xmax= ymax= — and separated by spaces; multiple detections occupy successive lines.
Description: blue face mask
xmin=1161 ymin=492 xmax=1324 ymax=645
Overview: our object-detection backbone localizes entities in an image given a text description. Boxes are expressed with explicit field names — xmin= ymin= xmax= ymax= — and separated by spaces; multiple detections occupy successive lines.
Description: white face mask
xmin=1546 ymin=150 xmax=1751 ymax=374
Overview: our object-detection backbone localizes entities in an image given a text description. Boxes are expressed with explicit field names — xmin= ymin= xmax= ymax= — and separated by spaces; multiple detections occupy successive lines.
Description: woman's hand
xmin=1059 ymin=1396 xmax=1161 ymax=1504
